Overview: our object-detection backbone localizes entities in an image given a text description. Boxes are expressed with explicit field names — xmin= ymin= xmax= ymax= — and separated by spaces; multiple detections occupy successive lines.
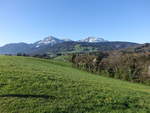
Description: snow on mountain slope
xmin=34 ymin=36 xmax=73 ymax=48
xmin=79 ymin=37 xmax=108 ymax=43
xmin=34 ymin=36 xmax=64 ymax=48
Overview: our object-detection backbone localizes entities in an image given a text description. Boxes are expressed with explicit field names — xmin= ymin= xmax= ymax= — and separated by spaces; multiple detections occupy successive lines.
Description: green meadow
xmin=0 ymin=56 xmax=150 ymax=113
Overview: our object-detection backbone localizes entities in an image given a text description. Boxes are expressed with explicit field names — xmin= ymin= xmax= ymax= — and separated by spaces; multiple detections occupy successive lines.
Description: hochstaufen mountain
xmin=0 ymin=36 xmax=139 ymax=55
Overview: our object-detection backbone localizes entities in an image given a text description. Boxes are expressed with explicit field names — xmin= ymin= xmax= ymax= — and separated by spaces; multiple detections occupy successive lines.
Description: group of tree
xmin=71 ymin=51 xmax=150 ymax=85
xmin=14 ymin=53 xmax=50 ymax=59
xmin=16 ymin=53 xmax=30 ymax=56
xmin=15 ymin=52 xmax=63 ymax=59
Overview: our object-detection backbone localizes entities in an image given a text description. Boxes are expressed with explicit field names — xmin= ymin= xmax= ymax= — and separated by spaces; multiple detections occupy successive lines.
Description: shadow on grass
xmin=0 ymin=94 xmax=56 ymax=99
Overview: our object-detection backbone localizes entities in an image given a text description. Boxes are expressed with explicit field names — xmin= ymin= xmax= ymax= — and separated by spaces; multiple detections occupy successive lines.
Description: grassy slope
xmin=0 ymin=56 xmax=150 ymax=113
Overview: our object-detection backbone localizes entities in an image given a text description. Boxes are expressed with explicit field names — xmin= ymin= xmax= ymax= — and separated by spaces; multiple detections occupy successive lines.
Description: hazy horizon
xmin=0 ymin=0 xmax=150 ymax=46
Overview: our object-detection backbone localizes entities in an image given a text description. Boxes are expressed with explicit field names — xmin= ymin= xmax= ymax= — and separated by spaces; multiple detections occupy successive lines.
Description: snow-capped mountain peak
xmin=33 ymin=36 xmax=108 ymax=48
xmin=37 ymin=36 xmax=62 ymax=44
xmin=79 ymin=37 xmax=108 ymax=43
xmin=35 ymin=36 xmax=63 ymax=47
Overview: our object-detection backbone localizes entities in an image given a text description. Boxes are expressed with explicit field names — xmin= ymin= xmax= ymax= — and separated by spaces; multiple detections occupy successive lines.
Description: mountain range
xmin=0 ymin=36 xmax=139 ymax=55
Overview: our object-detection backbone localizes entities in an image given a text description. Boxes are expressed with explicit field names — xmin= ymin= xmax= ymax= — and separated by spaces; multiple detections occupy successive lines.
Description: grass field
xmin=0 ymin=56 xmax=150 ymax=113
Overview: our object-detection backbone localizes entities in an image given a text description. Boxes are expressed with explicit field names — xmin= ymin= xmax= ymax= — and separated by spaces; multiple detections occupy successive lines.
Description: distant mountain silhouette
xmin=0 ymin=36 xmax=139 ymax=55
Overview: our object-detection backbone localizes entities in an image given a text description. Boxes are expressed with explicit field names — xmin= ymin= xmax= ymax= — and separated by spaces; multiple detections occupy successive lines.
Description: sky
xmin=0 ymin=0 xmax=150 ymax=46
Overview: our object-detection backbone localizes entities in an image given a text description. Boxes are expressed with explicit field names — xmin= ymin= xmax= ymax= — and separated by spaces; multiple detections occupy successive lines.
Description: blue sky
xmin=0 ymin=0 xmax=150 ymax=46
